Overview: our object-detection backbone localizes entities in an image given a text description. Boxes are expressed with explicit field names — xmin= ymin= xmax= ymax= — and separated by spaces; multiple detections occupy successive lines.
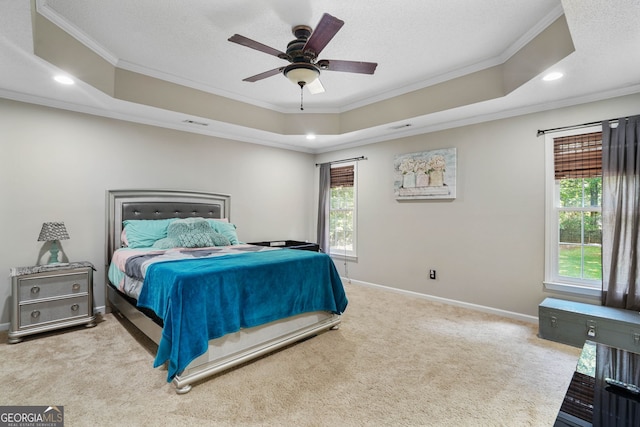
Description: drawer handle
xmin=31 ymin=286 xmax=40 ymax=295
xmin=31 ymin=310 xmax=40 ymax=319
xmin=72 ymin=283 xmax=81 ymax=291
xmin=71 ymin=304 xmax=80 ymax=312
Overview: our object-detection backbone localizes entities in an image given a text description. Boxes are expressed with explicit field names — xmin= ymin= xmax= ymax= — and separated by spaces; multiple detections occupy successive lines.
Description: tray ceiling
xmin=1 ymin=0 xmax=639 ymax=152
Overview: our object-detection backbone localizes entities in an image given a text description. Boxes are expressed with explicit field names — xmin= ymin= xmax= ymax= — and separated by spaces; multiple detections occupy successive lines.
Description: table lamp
xmin=38 ymin=222 xmax=69 ymax=264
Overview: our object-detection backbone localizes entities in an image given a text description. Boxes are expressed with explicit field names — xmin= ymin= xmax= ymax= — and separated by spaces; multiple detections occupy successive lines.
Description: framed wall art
xmin=394 ymin=148 xmax=457 ymax=200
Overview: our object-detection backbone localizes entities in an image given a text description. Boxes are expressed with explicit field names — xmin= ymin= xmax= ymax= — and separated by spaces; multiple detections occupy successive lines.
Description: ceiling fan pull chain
xmin=300 ymin=83 xmax=304 ymax=110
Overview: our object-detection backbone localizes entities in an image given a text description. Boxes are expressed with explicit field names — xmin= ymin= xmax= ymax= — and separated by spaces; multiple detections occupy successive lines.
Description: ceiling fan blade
xmin=243 ymin=67 xmax=284 ymax=82
xmin=303 ymin=13 xmax=344 ymax=56
xmin=228 ymin=34 xmax=287 ymax=58
xmin=307 ymin=78 xmax=325 ymax=94
xmin=318 ymin=59 xmax=378 ymax=74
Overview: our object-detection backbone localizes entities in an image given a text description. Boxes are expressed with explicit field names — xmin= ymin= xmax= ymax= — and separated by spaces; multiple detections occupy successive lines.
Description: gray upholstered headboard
xmin=105 ymin=189 xmax=231 ymax=266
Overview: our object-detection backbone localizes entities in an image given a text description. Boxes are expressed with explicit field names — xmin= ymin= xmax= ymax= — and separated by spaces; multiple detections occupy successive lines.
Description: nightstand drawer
xmin=18 ymin=271 xmax=89 ymax=301
xmin=19 ymin=296 xmax=90 ymax=328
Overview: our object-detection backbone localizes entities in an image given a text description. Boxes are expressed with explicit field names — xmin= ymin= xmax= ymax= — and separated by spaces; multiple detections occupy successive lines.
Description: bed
xmin=105 ymin=189 xmax=347 ymax=394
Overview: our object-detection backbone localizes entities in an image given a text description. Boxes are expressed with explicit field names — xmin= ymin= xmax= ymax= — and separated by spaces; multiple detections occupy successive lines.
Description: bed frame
xmin=105 ymin=189 xmax=341 ymax=393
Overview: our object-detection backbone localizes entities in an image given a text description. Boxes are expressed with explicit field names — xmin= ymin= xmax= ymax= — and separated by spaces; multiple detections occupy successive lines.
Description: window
xmin=544 ymin=127 xmax=602 ymax=297
xmin=329 ymin=163 xmax=357 ymax=258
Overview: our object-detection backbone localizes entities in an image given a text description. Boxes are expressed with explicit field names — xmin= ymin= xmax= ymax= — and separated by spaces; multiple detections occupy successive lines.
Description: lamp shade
xmin=37 ymin=222 xmax=69 ymax=242
xmin=284 ymin=63 xmax=320 ymax=86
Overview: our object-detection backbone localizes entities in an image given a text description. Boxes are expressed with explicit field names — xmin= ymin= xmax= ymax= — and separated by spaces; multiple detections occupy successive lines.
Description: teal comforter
xmin=136 ymin=249 xmax=348 ymax=381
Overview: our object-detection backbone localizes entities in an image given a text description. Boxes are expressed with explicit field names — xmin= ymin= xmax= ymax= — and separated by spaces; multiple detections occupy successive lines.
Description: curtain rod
xmin=537 ymin=118 xmax=622 ymax=137
xmin=315 ymin=156 xmax=367 ymax=167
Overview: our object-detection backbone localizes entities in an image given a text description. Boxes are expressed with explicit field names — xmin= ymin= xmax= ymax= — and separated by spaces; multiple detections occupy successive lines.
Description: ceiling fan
xmin=228 ymin=13 xmax=378 ymax=109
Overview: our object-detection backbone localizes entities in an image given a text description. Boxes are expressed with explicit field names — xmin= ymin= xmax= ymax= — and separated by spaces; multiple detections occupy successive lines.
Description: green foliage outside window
xmin=558 ymin=177 xmax=602 ymax=281
xmin=560 ymin=177 xmax=601 ymax=208
xmin=330 ymin=186 xmax=354 ymax=252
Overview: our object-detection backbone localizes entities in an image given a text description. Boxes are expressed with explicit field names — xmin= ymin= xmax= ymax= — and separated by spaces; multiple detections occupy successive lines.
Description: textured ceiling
xmin=39 ymin=0 xmax=562 ymax=110
xmin=1 ymin=0 xmax=639 ymax=152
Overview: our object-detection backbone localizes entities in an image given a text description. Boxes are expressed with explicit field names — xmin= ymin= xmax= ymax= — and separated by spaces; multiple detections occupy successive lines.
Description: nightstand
xmin=8 ymin=262 xmax=96 ymax=344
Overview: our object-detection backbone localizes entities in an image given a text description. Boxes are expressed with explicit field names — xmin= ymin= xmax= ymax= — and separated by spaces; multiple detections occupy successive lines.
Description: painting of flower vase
xmin=394 ymin=148 xmax=456 ymax=200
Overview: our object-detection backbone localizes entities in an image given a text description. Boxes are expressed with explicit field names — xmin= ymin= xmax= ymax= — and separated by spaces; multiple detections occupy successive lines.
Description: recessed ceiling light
xmin=53 ymin=75 xmax=75 ymax=85
xmin=306 ymin=134 xmax=316 ymax=140
xmin=543 ymin=72 xmax=564 ymax=81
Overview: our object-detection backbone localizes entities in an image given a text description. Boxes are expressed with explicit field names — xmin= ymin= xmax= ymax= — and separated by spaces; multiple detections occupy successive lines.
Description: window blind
xmin=330 ymin=165 xmax=354 ymax=188
xmin=554 ymin=131 xmax=602 ymax=179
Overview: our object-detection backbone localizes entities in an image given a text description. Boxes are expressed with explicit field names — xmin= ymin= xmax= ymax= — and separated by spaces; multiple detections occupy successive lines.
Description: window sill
xmin=543 ymin=281 xmax=602 ymax=300
xmin=329 ymin=253 xmax=358 ymax=263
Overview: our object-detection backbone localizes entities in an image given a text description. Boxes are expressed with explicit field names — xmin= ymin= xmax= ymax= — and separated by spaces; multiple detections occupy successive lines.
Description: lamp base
xmin=48 ymin=240 xmax=60 ymax=264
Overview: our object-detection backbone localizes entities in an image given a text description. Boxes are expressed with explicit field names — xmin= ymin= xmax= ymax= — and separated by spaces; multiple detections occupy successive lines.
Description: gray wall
xmin=315 ymin=92 xmax=640 ymax=318
xmin=2 ymin=93 xmax=639 ymax=327
xmin=0 ymin=99 xmax=315 ymax=325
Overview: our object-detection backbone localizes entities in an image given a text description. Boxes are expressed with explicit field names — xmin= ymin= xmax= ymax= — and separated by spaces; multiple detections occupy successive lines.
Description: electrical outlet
xmin=429 ymin=269 xmax=436 ymax=280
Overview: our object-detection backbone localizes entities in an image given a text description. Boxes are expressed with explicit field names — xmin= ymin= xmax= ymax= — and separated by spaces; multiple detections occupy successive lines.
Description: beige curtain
xmin=601 ymin=115 xmax=640 ymax=310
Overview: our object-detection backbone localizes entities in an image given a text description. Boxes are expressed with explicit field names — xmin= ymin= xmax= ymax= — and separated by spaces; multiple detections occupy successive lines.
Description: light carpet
xmin=1 ymin=283 xmax=580 ymax=426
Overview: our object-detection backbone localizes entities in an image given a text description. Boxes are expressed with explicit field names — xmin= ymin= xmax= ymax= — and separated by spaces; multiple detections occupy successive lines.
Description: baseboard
xmin=343 ymin=278 xmax=538 ymax=324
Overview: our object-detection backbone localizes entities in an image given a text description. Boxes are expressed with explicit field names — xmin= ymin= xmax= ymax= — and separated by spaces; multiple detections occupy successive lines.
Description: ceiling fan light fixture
xmin=284 ymin=63 xmax=320 ymax=87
